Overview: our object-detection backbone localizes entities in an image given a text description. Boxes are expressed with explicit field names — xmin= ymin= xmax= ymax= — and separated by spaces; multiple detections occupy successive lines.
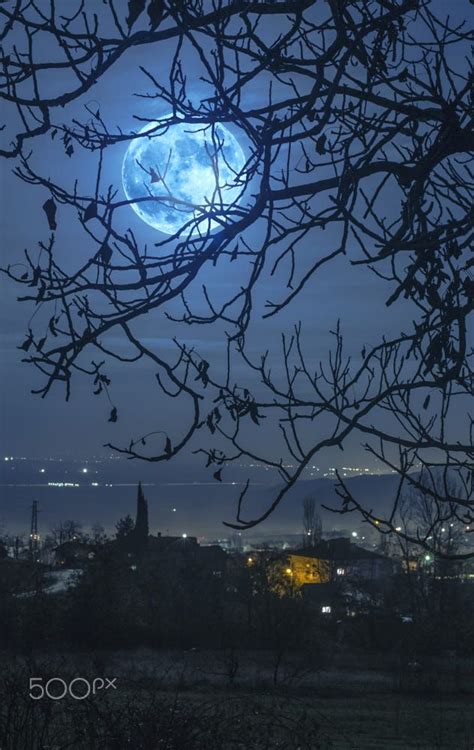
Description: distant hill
xmin=199 ymin=472 xmax=401 ymax=534
xmin=251 ymin=473 xmax=401 ymax=531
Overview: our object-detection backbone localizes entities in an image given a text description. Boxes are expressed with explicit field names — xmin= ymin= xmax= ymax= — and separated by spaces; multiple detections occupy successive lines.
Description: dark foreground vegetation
xmin=1 ymin=547 xmax=473 ymax=750
xmin=1 ymin=490 xmax=473 ymax=748
xmin=0 ymin=649 xmax=473 ymax=750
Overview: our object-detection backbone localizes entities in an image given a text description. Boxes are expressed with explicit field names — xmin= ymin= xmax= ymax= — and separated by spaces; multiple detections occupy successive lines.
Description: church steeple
xmin=134 ymin=481 xmax=149 ymax=548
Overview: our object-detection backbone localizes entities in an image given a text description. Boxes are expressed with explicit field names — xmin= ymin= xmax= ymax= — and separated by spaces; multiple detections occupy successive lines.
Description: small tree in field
xmin=115 ymin=515 xmax=134 ymax=540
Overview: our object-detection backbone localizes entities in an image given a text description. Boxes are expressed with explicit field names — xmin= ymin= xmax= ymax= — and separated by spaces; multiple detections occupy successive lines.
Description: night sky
xmin=0 ymin=0 xmax=468 ymax=473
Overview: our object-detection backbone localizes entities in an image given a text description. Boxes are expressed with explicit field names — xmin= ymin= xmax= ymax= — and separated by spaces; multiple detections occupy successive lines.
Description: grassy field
xmin=1 ymin=652 xmax=472 ymax=749
xmin=114 ymin=687 xmax=474 ymax=749
xmin=300 ymin=694 xmax=473 ymax=749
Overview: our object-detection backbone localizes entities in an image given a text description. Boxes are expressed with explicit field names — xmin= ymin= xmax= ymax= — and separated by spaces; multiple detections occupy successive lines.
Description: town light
xmin=182 ymin=533 xmax=187 ymax=539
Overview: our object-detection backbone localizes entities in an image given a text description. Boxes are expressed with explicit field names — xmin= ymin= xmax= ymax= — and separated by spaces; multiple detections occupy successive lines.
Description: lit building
xmin=281 ymin=537 xmax=393 ymax=589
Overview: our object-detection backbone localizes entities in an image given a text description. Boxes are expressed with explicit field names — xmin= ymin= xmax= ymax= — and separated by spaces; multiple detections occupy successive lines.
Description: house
xmin=283 ymin=537 xmax=393 ymax=589
xmin=109 ymin=484 xmax=228 ymax=579
xmin=144 ymin=534 xmax=227 ymax=580
xmin=301 ymin=582 xmax=339 ymax=616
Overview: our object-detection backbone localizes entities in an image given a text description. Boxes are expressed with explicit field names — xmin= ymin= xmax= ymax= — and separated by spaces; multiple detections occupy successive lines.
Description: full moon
xmin=122 ymin=116 xmax=246 ymax=235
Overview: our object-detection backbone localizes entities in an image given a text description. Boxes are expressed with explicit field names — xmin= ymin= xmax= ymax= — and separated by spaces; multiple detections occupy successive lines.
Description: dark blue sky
xmin=0 ymin=0 xmax=469 ymax=474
